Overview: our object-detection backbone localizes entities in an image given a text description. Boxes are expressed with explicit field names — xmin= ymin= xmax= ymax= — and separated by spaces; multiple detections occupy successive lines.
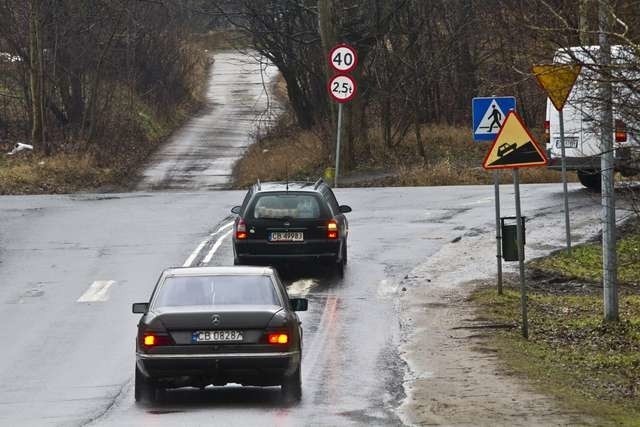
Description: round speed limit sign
xmin=328 ymin=74 xmax=357 ymax=103
xmin=329 ymin=44 xmax=358 ymax=73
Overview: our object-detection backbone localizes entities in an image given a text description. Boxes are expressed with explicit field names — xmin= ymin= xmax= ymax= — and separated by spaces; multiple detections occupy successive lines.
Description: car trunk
xmin=247 ymin=217 xmax=329 ymax=242
xmin=149 ymin=305 xmax=282 ymax=330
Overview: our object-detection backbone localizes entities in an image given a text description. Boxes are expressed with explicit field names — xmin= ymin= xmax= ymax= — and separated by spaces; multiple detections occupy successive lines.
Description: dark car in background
xmin=132 ymin=266 xmax=308 ymax=403
xmin=231 ymin=179 xmax=352 ymax=275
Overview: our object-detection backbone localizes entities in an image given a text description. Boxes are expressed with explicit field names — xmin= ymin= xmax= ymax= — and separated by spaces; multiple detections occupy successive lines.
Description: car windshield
xmin=153 ymin=275 xmax=279 ymax=308
xmin=250 ymin=193 xmax=322 ymax=219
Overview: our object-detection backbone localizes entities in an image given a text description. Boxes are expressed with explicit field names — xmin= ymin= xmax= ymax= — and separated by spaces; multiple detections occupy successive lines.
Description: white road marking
xmin=201 ymin=229 xmax=233 ymax=265
xmin=183 ymin=240 xmax=208 ymax=267
xmin=77 ymin=281 xmax=115 ymax=302
xmin=182 ymin=221 xmax=234 ymax=267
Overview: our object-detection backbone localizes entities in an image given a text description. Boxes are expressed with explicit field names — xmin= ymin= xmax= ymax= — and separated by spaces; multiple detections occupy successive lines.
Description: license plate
xmin=192 ymin=330 xmax=243 ymax=343
xmin=270 ymin=232 xmax=304 ymax=242
xmin=555 ymin=137 xmax=578 ymax=148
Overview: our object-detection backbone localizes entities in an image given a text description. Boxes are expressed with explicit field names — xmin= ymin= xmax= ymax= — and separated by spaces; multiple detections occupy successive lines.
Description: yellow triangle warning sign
xmin=532 ymin=64 xmax=581 ymax=111
xmin=482 ymin=111 xmax=547 ymax=169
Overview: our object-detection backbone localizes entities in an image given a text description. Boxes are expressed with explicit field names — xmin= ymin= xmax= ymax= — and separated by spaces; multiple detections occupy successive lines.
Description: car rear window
xmin=249 ymin=193 xmax=323 ymax=219
xmin=153 ymin=275 xmax=279 ymax=308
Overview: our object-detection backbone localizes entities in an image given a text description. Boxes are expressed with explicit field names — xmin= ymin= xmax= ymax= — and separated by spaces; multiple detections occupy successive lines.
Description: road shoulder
xmin=397 ymin=236 xmax=596 ymax=426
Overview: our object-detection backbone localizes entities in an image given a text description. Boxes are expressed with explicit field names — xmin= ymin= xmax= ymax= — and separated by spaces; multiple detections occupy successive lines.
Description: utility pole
xmin=599 ymin=0 xmax=618 ymax=322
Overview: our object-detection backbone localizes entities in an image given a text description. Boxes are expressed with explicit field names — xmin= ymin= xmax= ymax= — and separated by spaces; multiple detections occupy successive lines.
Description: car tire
xmin=342 ymin=243 xmax=348 ymax=265
xmin=577 ymin=170 xmax=602 ymax=192
xmin=135 ymin=364 xmax=158 ymax=403
xmin=281 ymin=365 xmax=302 ymax=403
xmin=234 ymin=256 xmax=246 ymax=266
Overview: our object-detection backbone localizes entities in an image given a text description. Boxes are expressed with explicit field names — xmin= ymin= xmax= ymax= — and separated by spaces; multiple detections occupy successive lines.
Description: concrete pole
xmin=599 ymin=0 xmax=619 ymax=322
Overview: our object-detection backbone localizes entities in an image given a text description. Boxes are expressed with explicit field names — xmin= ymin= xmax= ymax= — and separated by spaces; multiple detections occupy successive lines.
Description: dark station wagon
xmin=231 ymin=179 xmax=352 ymax=275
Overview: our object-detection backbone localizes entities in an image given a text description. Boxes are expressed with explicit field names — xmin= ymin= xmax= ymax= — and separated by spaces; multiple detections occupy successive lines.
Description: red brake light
xmin=267 ymin=333 xmax=289 ymax=344
xmin=615 ymin=119 xmax=627 ymax=142
xmin=543 ymin=120 xmax=550 ymax=143
xmin=236 ymin=218 xmax=248 ymax=240
xmin=141 ymin=333 xmax=172 ymax=347
xmin=327 ymin=220 xmax=339 ymax=239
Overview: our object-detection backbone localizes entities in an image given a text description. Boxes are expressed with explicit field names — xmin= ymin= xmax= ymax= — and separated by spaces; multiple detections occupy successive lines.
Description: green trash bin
xmin=501 ymin=216 xmax=526 ymax=262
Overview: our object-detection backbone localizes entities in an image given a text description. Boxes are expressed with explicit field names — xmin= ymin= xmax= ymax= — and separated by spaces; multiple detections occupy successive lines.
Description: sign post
xmin=483 ymin=111 xmax=548 ymax=338
xmin=533 ymin=64 xmax=581 ymax=254
xmin=472 ymin=96 xmax=515 ymax=295
xmin=328 ymin=44 xmax=358 ymax=188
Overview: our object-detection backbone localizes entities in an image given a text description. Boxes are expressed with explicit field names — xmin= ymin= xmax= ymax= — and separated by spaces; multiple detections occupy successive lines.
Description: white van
xmin=545 ymin=45 xmax=640 ymax=190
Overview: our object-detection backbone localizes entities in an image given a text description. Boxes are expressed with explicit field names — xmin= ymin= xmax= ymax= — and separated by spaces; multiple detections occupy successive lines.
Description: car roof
xmin=255 ymin=180 xmax=326 ymax=193
xmin=163 ymin=266 xmax=275 ymax=277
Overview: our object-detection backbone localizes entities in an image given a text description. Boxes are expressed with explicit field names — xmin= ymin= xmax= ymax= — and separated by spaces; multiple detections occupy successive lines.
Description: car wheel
xmin=342 ymin=243 xmax=348 ymax=265
xmin=135 ymin=364 xmax=158 ymax=403
xmin=281 ymin=365 xmax=302 ymax=403
xmin=577 ymin=170 xmax=602 ymax=192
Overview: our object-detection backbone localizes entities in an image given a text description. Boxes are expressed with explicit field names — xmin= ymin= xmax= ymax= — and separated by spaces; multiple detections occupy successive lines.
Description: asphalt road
xmin=0 ymin=183 xmax=609 ymax=426
xmin=136 ymin=51 xmax=281 ymax=191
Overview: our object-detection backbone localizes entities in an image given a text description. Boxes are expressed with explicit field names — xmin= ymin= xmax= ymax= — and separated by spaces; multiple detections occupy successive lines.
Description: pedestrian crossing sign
xmin=482 ymin=111 xmax=547 ymax=169
xmin=472 ymin=96 xmax=516 ymax=142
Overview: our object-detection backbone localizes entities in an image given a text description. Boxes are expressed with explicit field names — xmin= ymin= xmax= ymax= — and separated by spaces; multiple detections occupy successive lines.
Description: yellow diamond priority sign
xmin=532 ymin=64 xmax=581 ymax=111
xmin=482 ymin=111 xmax=547 ymax=169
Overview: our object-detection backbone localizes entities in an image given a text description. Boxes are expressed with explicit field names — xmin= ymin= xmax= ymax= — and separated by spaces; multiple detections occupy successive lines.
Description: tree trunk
xmin=29 ymin=0 xmax=46 ymax=152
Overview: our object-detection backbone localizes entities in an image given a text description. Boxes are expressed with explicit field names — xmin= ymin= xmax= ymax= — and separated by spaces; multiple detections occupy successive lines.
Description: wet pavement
xmin=0 ymin=183 xmax=610 ymax=426
xmin=136 ymin=51 xmax=282 ymax=191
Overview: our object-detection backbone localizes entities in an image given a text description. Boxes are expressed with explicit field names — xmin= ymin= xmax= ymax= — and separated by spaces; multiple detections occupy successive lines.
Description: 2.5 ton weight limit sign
xmin=329 ymin=44 xmax=358 ymax=73
xmin=328 ymin=74 xmax=357 ymax=103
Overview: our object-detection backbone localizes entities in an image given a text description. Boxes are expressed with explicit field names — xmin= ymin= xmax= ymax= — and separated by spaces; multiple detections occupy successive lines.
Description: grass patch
xmin=472 ymin=287 xmax=640 ymax=425
xmin=0 ymin=154 xmax=116 ymax=194
xmin=472 ymin=222 xmax=640 ymax=425
xmin=233 ymin=118 xmax=570 ymax=187
xmin=233 ymin=123 xmax=325 ymax=189
xmin=530 ymin=226 xmax=640 ymax=285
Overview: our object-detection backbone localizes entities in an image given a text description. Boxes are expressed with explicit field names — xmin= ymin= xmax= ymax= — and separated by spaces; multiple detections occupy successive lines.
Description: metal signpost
xmin=328 ymin=43 xmax=358 ymax=188
xmin=483 ymin=111 xmax=548 ymax=338
xmin=472 ymin=96 xmax=516 ymax=295
xmin=532 ymin=64 xmax=581 ymax=254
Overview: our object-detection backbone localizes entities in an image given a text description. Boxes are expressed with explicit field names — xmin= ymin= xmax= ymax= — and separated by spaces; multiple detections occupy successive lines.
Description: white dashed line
xmin=201 ymin=229 xmax=233 ymax=265
xmin=182 ymin=221 xmax=234 ymax=267
xmin=77 ymin=281 xmax=115 ymax=302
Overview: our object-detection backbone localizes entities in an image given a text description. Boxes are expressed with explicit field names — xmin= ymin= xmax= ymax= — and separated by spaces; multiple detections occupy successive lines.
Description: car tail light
xmin=236 ymin=218 xmax=248 ymax=240
xmin=615 ymin=119 xmax=627 ymax=142
xmin=543 ymin=120 xmax=550 ymax=144
xmin=327 ymin=220 xmax=339 ymax=240
xmin=141 ymin=332 xmax=172 ymax=347
xmin=267 ymin=333 xmax=289 ymax=344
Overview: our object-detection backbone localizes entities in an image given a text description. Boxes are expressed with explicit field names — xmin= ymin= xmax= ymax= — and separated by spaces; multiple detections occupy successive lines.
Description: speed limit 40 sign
xmin=329 ymin=44 xmax=358 ymax=73
xmin=328 ymin=74 xmax=357 ymax=103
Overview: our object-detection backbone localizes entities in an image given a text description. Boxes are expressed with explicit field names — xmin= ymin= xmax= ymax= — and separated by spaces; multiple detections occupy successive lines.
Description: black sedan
xmin=132 ymin=266 xmax=308 ymax=403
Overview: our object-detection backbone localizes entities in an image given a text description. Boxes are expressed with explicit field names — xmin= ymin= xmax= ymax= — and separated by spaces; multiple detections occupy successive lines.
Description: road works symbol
xmin=532 ymin=64 xmax=581 ymax=111
xmin=483 ymin=111 xmax=547 ymax=169
xmin=472 ymin=96 xmax=516 ymax=141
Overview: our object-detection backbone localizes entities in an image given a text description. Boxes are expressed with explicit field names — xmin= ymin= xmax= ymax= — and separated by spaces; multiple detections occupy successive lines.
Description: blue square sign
xmin=472 ymin=97 xmax=516 ymax=142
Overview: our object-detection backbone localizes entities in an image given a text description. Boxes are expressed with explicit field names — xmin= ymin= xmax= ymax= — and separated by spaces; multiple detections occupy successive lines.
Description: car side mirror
xmin=290 ymin=298 xmax=308 ymax=312
xmin=231 ymin=206 xmax=241 ymax=214
xmin=132 ymin=302 xmax=149 ymax=314
xmin=339 ymin=205 xmax=352 ymax=213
